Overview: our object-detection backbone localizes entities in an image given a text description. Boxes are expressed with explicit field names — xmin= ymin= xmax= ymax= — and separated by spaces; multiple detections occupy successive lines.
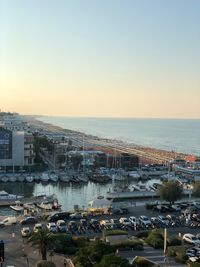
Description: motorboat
xmin=49 ymin=173 xmax=59 ymax=182
xmin=10 ymin=201 xmax=24 ymax=212
xmin=37 ymin=201 xmax=52 ymax=210
xmin=59 ymin=172 xmax=70 ymax=182
xmin=16 ymin=174 xmax=25 ymax=182
xmin=0 ymin=190 xmax=23 ymax=200
xmin=25 ymin=175 xmax=34 ymax=182
xmin=8 ymin=175 xmax=17 ymax=182
xmin=1 ymin=175 xmax=9 ymax=183
xmin=41 ymin=172 xmax=49 ymax=182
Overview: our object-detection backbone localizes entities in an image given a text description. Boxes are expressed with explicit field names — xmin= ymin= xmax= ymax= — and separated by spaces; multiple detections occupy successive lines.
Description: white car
xmin=33 ymin=223 xmax=45 ymax=233
xmin=183 ymin=233 xmax=200 ymax=245
xmin=119 ymin=217 xmax=131 ymax=226
xmin=129 ymin=216 xmax=138 ymax=225
xmin=46 ymin=222 xmax=57 ymax=233
xmin=139 ymin=216 xmax=151 ymax=227
xmin=21 ymin=227 xmax=31 ymax=237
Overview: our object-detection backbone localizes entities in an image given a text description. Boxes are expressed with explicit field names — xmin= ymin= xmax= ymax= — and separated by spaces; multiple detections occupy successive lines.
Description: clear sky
xmin=0 ymin=0 xmax=200 ymax=118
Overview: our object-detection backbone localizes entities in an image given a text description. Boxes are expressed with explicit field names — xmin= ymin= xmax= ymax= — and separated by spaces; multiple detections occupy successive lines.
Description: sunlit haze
xmin=0 ymin=0 xmax=200 ymax=118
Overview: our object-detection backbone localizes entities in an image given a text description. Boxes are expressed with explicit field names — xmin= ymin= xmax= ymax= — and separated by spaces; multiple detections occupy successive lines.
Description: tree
xmin=28 ymin=229 xmax=55 ymax=260
xmin=157 ymin=181 xmax=183 ymax=205
xmin=95 ymin=253 xmax=131 ymax=267
xmin=193 ymin=182 xmax=200 ymax=197
xmin=74 ymin=241 xmax=115 ymax=267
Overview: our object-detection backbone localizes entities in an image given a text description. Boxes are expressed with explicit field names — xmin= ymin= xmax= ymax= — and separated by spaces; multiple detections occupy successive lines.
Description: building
xmin=0 ymin=127 xmax=35 ymax=169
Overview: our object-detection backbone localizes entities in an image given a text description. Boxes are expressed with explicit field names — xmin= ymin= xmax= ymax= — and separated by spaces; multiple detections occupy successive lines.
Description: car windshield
xmin=191 ymin=236 xmax=198 ymax=240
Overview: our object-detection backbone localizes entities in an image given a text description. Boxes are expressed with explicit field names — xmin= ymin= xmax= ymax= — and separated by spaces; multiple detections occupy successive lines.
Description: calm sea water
xmin=39 ymin=117 xmax=200 ymax=155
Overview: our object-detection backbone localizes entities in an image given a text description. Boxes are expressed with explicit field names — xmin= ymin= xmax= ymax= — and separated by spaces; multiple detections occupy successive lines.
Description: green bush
xmin=167 ymin=246 xmax=188 ymax=263
xmin=167 ymin=236 xmax=182 ymax=246
xmin=112 ymin=240 xmax=143 ymax=251
xmin=133 ymin=256 xmax=160 ymax=267
xmin=72 ymin=236 xmax=89 ymax=247
xmin=188 ymin=262 xmax=200 ymax=267
xmin=53 ymin=233 xmax=73 ymax=254
xmin=146 ymin=232 xmax=164 ymax=249
xmin=104 ymin=230 xmax=128 ymax=236
xmin=136 ymin=231 xmax=149 ymax=239
xmin=35 ymin=261 xmax=56 ymax=267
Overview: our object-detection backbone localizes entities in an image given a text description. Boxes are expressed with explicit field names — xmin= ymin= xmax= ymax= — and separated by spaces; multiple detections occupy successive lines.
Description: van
xmin=0 ymin=216 xmax=17 ymax=226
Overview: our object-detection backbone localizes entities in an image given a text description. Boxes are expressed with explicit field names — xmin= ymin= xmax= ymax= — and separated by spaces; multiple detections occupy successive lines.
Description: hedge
xmin=112 ymin=240 xmax=143 ymax=251
xmin=35 ymin=261 xmax=56 ymax=267
xmin=136 ymin=231 xmax=149 ymax=239
xmin=146 ymin=232 xmax=164 ymax=249
xmin=133 ymin=256 xmax=160 ymax=267
xmin=167 ymin=245 xmax=188 ymax=263
xmin=167 ymin=236 xmax=182 ymax=246
xmin=104 ymin=230 xmax=128 ymax=236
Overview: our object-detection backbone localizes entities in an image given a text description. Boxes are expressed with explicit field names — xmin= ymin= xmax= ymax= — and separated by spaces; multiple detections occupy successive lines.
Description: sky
xmin=0 ymin=0 xmax=200 ymax=118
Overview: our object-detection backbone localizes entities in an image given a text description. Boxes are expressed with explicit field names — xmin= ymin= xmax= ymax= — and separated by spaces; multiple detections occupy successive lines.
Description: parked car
xmin=110 ymin=218 xmax=121 ymax=228
xmin=20 ymin=216 xmax=37 ymax=225
xmin=104 ymin=223 xmax=117 ymax=230
xmin=157 ymin=215 xmax=170 ymax=226
xmin=21 ymin=227 xmax=31 ymax=237
xmin=47 ymin=212 xmax=70 ymax=222
xmin=100 ymin=220 xmax=110 ymax=226
xmin=90 ymin=219 xmax=100 ymax=231
xmin=69 ymin=212 xmax=82 ymax=219
xmin=129 ymin=216 xmax=138 ymax=225
xmin=46 ymin=222 xmax=57 ymax=233
xmin=33 ymin=223 xmax=45 ymax=233
xmin=138 ymin=216 xmax=151 ymax=227
xmin=68 ymin=221 xmax=78 ymax=231
xmin=151 ymin=217 xmax=164 ymax=228
xmin=119 ymin=217 xmax=131 ymax=226
xmin=56 ymin=220 xmax=68 ymax=232
xmin=183 ymin=233 xmax=200 ymax=245
xmin=0 ymin=216 xmax=17 ymax=226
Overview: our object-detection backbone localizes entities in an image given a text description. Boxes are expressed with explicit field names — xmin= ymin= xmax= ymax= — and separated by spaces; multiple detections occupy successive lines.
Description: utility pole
xmin=164 ymin=228 xmax=168 ymax=266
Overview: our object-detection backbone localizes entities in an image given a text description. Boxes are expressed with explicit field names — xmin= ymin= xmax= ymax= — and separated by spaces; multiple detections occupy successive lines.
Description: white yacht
xmin=49 ymin=173 xmax=59 ymax=182
xmin=25 ymin=175 xmax=34 ymax=182
xmin=37 ymin=201 xmax=52 ymax=210
xmin=10 ymin=201 xmax=24 ymax=212
xmin=0 ymin=190 xmax=23 ymax=200
xmin=41 ymin=172 xmax=49 ymax=182
xmin=1 ymin=175 xmax=9 ymax=183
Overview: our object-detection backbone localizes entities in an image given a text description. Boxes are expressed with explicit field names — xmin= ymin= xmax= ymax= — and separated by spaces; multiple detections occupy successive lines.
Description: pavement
xmin=120 ymin=245 xmax=187 ymax=267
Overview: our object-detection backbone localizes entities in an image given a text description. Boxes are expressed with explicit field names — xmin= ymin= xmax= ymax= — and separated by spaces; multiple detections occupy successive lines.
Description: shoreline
xmin=26 ymin=117 xmax=191 ymax=164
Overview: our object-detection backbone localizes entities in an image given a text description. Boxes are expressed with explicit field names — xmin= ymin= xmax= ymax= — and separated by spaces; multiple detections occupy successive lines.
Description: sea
xmin=1 ymin=117 xmax=200 ymax=215
xmin=38 ymin=117 xmax=200 ymax=155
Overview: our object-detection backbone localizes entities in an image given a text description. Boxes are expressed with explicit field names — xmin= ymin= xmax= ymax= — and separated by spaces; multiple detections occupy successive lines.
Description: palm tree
xmin=28 ymin=229 xmax=55 ymax=260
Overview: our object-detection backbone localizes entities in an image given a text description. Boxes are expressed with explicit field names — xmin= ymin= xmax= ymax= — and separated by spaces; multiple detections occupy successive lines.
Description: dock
xmin=106 ymin=189 xmax=192 ymax=200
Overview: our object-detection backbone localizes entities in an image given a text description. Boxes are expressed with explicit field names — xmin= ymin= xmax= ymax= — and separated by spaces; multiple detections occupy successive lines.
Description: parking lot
xmin=1 ymin=202 xmax=200 ymax=266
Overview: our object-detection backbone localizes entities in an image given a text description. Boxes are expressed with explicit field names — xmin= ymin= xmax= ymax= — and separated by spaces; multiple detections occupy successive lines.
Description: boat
xmin=49 ymin=173 xmax=59 ymax=182
xmin=8 ymin=175 xmax=17 ymax=182
xmin=0 ymin=190 xmax=23 ymax=200
xmin=59 ymin=172 xmax=70 ymax=182
xmin=25 ymin=175 xmax=34 ymax=182
xmin=10 ymin=201 xmax=24 ymax=212
xmin=37 ymin=201 xmax=52 ymax=210
xmin=128 ymin=170 xmax=141 ymax=179
xmin=16 ymin=174 xmax=25 ymax=182
xmin=1 ymin=175 xmax=9 ymax=183
xmin=41 ymin=172 xmax=49 ymax=182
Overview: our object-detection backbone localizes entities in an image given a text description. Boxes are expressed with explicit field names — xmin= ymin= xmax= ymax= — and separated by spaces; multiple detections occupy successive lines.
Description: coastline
xmin=27 ymin=117 xmax=190 ymax=164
